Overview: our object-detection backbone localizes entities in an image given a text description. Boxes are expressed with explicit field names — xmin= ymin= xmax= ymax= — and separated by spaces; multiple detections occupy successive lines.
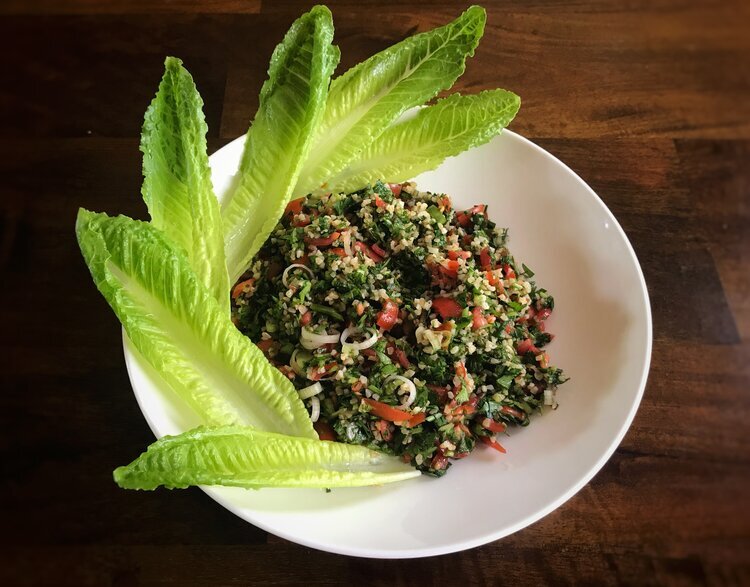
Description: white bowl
xmin=124 ymin=130 xmax=652 ymax=558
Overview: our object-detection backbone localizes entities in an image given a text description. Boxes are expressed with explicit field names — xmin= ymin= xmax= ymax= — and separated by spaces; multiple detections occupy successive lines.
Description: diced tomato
xmin=501 ymin=405 xmax=526 ymax=420
xmin=485 ymin=270 xmax=501 ymax=289
xmin=427 ymin=384 xmax=451 ymax=403
xmin=439 ymin=195 xmax=451 ymax=210
xmin=440 ymin=259 xmax=460 ymax=279
xmin=232 ymin=278 xmax=256 ymax=299
xmin=455 ymin=361 xmax=467 ymax=379
xmin=482 ymin=418 xmax=507 ymax=433
xmin=277 ymin=365 xmax=296 ymax=380
xmin=539 ymin=352 xmax=550 ymax=369
xmin=371 ymin=243 xmax=388 ymax=258
xmin=470 ymin=204 xmax=487 ymax=218
xmin=504 ymin=323 xmax=514 ymax=334
xmin=453 ymin=451 xmax=471 ymax=460
xmin=407 ymin=412 xmax=426 ymax=427
xmin=455 ymin=211 xmax=471 ymax=228
xmin=285 ymin=197 xmax=305 ymax=216
xmin=308 ymin=362 xmax=338 ymax=381
xmin=291 ymin=214 xmax=311 ymax=227
xmin=516 ymin=338 xmax=539 ymax=356
xmin=536 ymin=307 xmax=552 ymax=321
xmin=387 ymin=341 xmax=411 ymax=368
xmin=351 ymin=380 xmax=364 ymax=393
xmin=255 ymin=338 xmax=275 ymax=357
xmin=480 ymin=435 xmax=507 ymax=454
xmin=363 ymin=398 xmax=412 ymax=423
xmin=479 ymin=247 xmax=493 ymax=270
xmin=314 ymin=420 xmax=337 ymax=441
xmin=462 ymin=234 xmax=473 ymax=246
xmin=300 ymin=311 xmax=312 ymax=326
xmin=329 ymin=247 xmax=347 ymax=257
xmin=361 ymin=348 xmax=379 ymax=361
xmin=376 ymin=300 xmax=399 ymax=330
xmin=374 ymin=195 xmax=387 ymax=209
xmin=447 ymin=250 xmax=471 ymax=260
xmin=305 ymin=231 xmax=341 ymax=248
xmin=296 ymin=254 xmax=310 ymax=267
xmin=431 ymin=449 xmax=449 ymax=470
xmin=471 ymin=306 xmax=488 ymax=330
xmin=432 ymin=297 xmax=462 ymax=319
xmin=354 ymin=241 xmax=383 ymax=262
xmin=355 ymin=302 xmax=365 ymax=316
xmin=502 ymin=263 xmax=516 ymax=279
xmin=388 ymin=183 xmax=402 ymax=197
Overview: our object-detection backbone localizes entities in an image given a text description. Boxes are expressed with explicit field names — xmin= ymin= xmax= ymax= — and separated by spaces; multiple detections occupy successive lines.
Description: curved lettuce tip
xmin=113 ymin=426 xmax=421 ymax=490
xmin=324 ymin=89 xmax=521 ymax=194
xmin=141 ymin=57 xmax=230 ymax=314
xmin=293 ymin=5 xmax=486 ymax=197
xmin=222 ymin=5 xmax=339 ymax=282
xmin=75 ymin=209 xmax=316 ymax=439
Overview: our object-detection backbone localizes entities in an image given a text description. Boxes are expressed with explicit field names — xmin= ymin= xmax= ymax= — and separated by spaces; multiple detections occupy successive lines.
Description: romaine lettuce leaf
xmin=114 ymin=426 xmax=421 ymax=490
xmin=141 ymin=57 xmax=230 ymax=314
xmin=322 ymin=89 xmax=521 ymax=194
xmin=293 ymin=5 xmax=486 ymax=197
xmin=222 ymin=6 xmax=339 ymax=282
xmin=75 ymin=209 xmax=316 ymax=438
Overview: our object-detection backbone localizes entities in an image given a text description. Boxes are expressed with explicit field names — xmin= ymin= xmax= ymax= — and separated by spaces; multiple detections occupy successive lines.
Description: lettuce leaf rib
xmin=323 ymin=89 xmax=521 ymax=194
xmin=76 ymin=210 xmax=316 ymax=438
xmin=114 ymin=426 xmax=421 ymax=490
xmin=293 ymin=5 xmax=486 ymax=197
xmin=141 ymin=57 xmax=230 ymax=314
xmin=222 ymin=6 xmax=339 ymax=282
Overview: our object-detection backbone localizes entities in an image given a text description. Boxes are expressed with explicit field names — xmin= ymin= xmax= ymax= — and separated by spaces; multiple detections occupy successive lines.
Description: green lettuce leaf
xmin=322 ymin=89 xmax=521 ymax=194
xmin=114 ymin=426 xmax=421 ymax=490
xmin=75 ymin=209 xmax=316 ymax=438
xmin=222 ymin=6 xmax=339 ymax=282
xmin=141 ymin=57 xmax=230 ymax=314
xmin=293 ymin=5 xmax=486 ymax=197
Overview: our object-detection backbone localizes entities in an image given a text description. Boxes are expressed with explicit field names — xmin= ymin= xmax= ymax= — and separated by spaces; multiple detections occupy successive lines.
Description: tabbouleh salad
xmin=231 ymin=181 xmax=567 ymax=476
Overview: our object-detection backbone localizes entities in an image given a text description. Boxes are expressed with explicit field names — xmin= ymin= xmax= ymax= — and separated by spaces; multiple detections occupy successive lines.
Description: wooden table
xmin=1 ymin=1 xmax=748 ymax=585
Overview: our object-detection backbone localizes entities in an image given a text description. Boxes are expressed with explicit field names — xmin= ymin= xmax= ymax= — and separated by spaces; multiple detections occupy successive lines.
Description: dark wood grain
xmin=1 ymin=1 xmax=748 ymax=585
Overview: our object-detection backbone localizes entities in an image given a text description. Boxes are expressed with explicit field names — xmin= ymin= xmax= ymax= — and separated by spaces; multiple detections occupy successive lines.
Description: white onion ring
xmin=342 ymin=230 xmax=352 ymax=257
xmin=309 ymin=395 xmax=321 ymax=422
xmin=282 ymin=264 xmax=314 ymax=288
xmin=300 ymin=326 xmax=340 ymax=349
xmin=298 ymin=382 xmax=323 ymax=400
xmin=340 ymin=326 xmax=378 ymax=351
xmin=386 ymin=375 xmax=417 ymax=408
xmin=290 ymin=349 xmax=311 ymax=376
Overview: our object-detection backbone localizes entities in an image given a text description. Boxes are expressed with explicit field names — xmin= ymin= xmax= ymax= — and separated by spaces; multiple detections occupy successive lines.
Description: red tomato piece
xmin=480 ymin=435 xmax=507 ymax=454
xmin=471 ymin=306 xmax=488 ymax=330
xmin=447 ymin=250 xmax=471 ymax=260
xmin=479 ymin=247 xmax=493 ymax=270
xmin=376 ymin=300 xmax=399 ymax=330
xmin=371 ymin=243 xmax=388 ymax=258
xmin=516 ymin=338 xmax=539 ymax=356
xmin=314 ymin=420 xmax=337 ymax=441
xmin=388 ymin=183 xmax=402 ymax=197
xmin=354 ymin=241 xmax=383 ymax=262
xmin=305 ymin=231 xmax=341 ymax=247
xmin=329 ymin=247 xmax=347 ymax=257
xmin=363 ymin=398 xmax=412 ymax=423
xmin=536 ymin=307 xmax=552 ymax=321
xmin=502 ymin=263 xmax=516 ymax=279
xmin=387 ymin=341 xmax=411 ymax=368
xmin=285 ymin=197 xmax=305 ymax=216
xmin=300 ymin=311 xmax=312 ymax=326
xmin=231 ymin=278 xmax=255 ymax=299
xmin=431 ymin=449 xmax=449 ymax=471
xmin=501 ymin=405 xmax=526 ymax=420
xmin=255 ymin=338 xmax=275 ymax=357
xmin=432 ymin=297 xmax=462 ymax=319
